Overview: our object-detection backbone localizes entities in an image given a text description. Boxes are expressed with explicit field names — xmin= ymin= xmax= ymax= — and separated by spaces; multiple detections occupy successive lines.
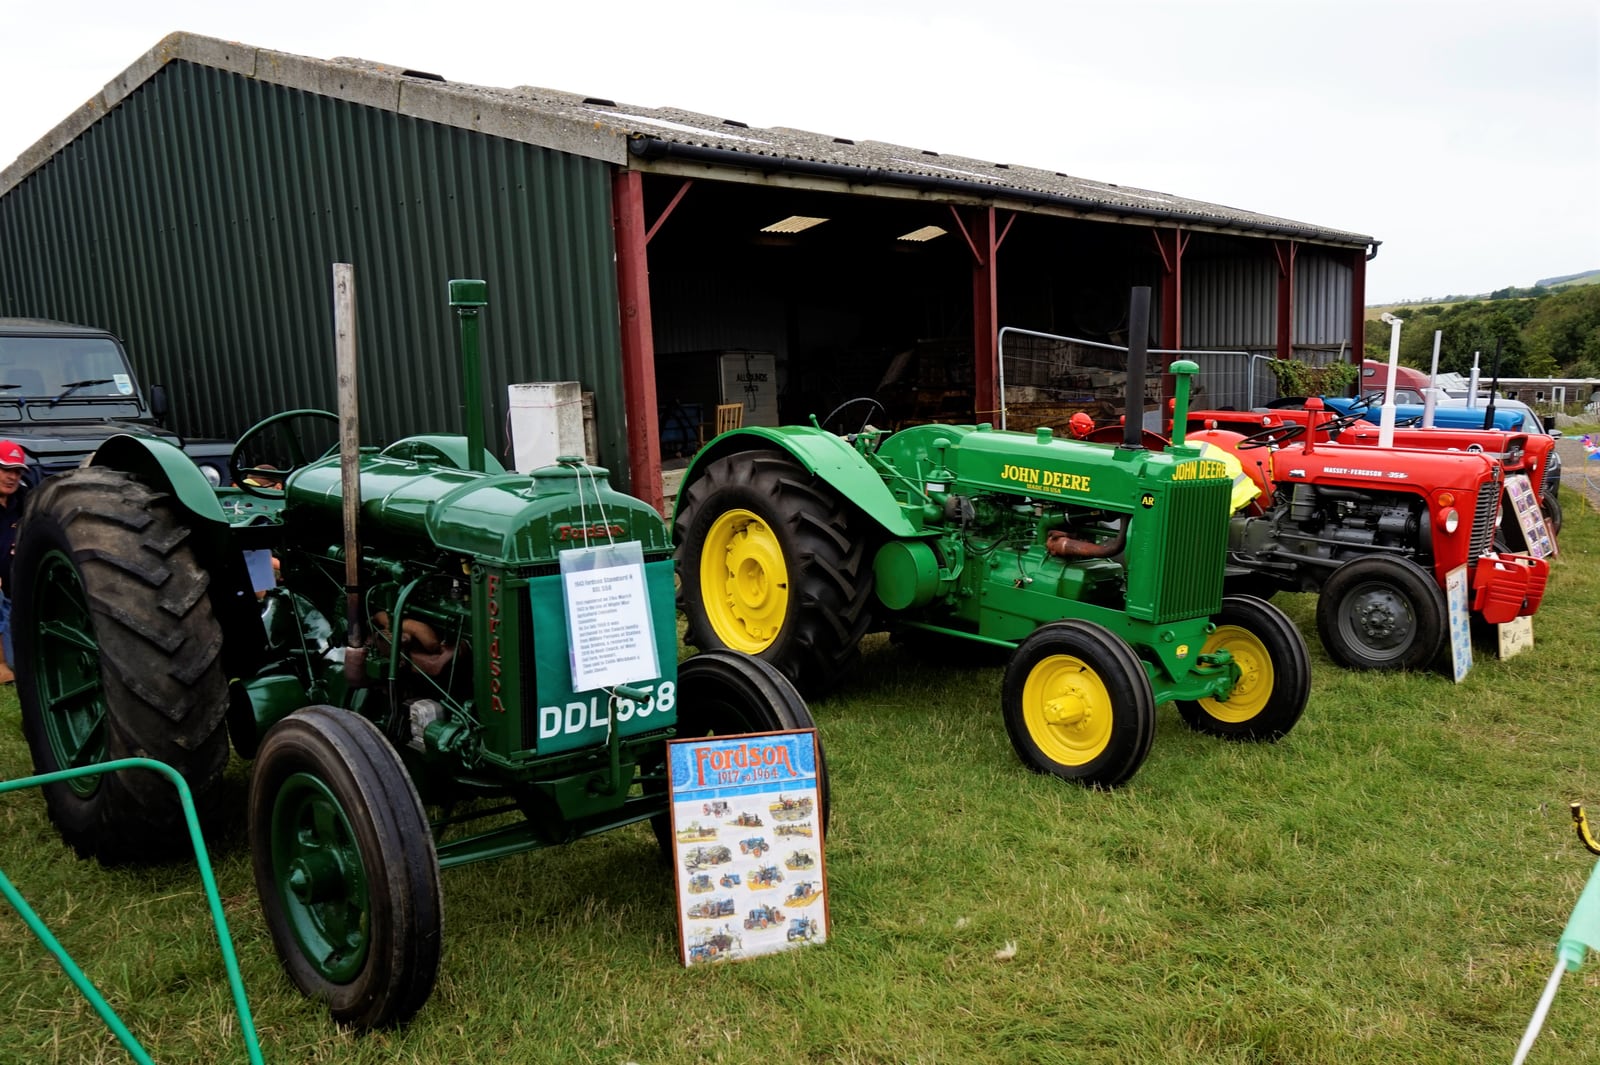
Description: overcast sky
xmin=1 ymin=0 xmax=1594 ymax=304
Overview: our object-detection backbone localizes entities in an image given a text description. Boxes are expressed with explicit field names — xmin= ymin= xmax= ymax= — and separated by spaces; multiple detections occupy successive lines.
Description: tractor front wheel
xmin=652 ymin=651 xmax=832 ymax=854
xmin=674 ymin=451 xmax=873 ymax=697
xmin=1176 ymin=595 xmax=1310 ymax=739
xmin=250 ymin=706 xmax=442 ymax=1030
xmin=1316 ymin=555 xmax=1446 ymax=671
xmin=1001 ymin=621 xmax=1156 ymax=789
xmin=1540 ymin=489 xmax=1563 ymax=540
xmin=13 ymin=467 xmax=231 ymax=863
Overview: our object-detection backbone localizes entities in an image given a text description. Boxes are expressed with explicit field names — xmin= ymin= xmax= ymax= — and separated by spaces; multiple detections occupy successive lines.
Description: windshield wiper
xmin=49 ymin=379 xmax=115 ymax=408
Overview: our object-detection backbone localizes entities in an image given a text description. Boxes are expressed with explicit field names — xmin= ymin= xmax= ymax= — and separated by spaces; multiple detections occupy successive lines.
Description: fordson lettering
xmin=1172 ymin=460 xmax=1229 ymax=481
xmin=695 ymin=742 xmax=799 ymax=786
xmin=486 ymin=573 xmax=506 ymax=713
xmin=999 ymin=464 xmax=1092 ymax=493
xmin=557 ymin=522 xmax=626 ymax=541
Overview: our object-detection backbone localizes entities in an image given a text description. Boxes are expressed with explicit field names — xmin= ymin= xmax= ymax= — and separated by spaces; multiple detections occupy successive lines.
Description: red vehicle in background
xmin=1176 ymin=399 xmax=1549 ymax=671
xmin=1186 ymin=396 xmax=1561 ymax=549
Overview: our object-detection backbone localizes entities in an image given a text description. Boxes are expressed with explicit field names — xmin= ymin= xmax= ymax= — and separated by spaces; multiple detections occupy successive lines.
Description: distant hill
xmin=1536 ymin=269 xmax=1599 ymax=289
xmin=1368 ymin=269 xmax=1597 ymax=317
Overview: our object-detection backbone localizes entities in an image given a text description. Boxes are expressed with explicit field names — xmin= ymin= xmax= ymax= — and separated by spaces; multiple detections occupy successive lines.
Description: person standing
xmin=0 ymin=440 xmax=30 ymax=684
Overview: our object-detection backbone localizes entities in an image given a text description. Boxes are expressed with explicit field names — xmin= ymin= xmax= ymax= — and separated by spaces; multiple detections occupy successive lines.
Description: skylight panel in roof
xmin=897 ymin=225 xmax=947 ymax=242
xmin=887 ymin=158 xmax=996 ymax=181
xmin=588 ymin=109 xmax=771 ymax=145
xmin=761 ymin=216 xmax=828 ymax=234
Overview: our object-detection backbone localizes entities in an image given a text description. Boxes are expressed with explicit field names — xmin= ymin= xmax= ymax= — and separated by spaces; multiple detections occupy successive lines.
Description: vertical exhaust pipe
xmin=1483 ymin=337 xmax=1503 ymax=431
xmin=332 ymin=263 xmax=367 ymax=686
xmin=1122 ymin=286 xmax=1151 ymax=451
xmin=450 ymin=279 xmax=490 ymax=473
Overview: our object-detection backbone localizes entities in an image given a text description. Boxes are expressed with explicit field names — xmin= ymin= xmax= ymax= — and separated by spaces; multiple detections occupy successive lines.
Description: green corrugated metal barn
xmin=0 ymin=32 xmax=1377 ymax=510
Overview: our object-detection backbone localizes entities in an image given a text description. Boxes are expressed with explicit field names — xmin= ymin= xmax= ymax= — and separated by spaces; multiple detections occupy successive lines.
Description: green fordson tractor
xmin=675 ymin=288 xmax=1311 ymax=790
xmin=12 ymin=277 xmax=824 ymax=1029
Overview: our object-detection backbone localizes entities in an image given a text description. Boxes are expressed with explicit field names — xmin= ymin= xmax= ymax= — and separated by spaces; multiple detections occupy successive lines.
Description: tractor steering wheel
xmin=1318 ymin=394 xmax=1381 ymax=437
xmin=819 ymin=396 xmax=887 ymax=437
xmin=230 ymin=409 xmax=340 ymax=498
xmin=1236 ymin=422 xmax=1306 ymax=450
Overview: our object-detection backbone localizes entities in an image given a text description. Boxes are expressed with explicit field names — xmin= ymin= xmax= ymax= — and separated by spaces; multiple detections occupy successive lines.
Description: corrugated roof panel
xmin=2 ymin=32 xmax=1377 ymax=252
xmin=0 ymin=60 xmax=626 ymax=478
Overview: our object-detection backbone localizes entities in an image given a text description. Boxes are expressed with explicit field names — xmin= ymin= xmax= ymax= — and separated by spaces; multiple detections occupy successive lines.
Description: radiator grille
xmin=1150 ymin=478 xmax=1229 ymax=623
xmin=1469 ymin=468 xmax=1502 ymax=563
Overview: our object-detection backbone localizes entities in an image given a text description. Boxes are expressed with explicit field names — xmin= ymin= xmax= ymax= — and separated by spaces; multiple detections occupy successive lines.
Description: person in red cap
xmin=0 ymin=439 xmax=28 ymax=683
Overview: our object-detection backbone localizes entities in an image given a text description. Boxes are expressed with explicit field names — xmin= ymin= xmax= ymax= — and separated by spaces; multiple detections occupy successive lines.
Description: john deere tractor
xmin=12 ymin=277 xmax=825 ymax=1029
xmin=673 ymin=288 xmax=1311 ymax=790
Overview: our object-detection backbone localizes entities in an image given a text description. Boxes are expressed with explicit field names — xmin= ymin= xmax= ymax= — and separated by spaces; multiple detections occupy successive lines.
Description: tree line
xmin=1364 ymin=284 xmax=1600 ymax=379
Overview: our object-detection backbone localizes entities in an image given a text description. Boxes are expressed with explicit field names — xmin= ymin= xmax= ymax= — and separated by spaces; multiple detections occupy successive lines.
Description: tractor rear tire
xmin=1176 ymin=595 xmax=1310 ymax=740
xmin=14 ymin=467 xmax=230 ymax=864
xmin=1540 ymin=489 xmax=1563 ymax=540
xmin=652 ymin=651 xmax=832 ymax=855
xmin=675 ymin=451 xmax=873 ymax=697
xmin=1316 ymin=555 xmax=1446 ymax=671
xmin=1001 ymin=621 xmax=1156 ymax=789
xmin=250 ymin=706 xmax=442 ymax=1030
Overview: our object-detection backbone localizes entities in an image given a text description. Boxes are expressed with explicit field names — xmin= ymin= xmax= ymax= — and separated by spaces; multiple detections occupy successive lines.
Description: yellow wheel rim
xmin=699 ymin=508 xmax=789 ymax=653
xmin=1020 ymin=654 xmax=1113 ymax=766
xmin=1198 ymin=624 xmax=1273 ymax=723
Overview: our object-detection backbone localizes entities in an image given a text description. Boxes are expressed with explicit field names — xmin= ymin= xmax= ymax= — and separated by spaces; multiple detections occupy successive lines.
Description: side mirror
xmin=150 ymin=384 xmax=169 ymax=423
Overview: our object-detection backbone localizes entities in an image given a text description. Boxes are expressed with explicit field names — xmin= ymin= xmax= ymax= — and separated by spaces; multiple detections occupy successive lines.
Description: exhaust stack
xmin=1122 ymin=286 xmax=1152 ymax=451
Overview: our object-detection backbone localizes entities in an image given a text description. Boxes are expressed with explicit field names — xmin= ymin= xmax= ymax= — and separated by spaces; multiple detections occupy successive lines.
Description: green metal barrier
xmin=0 ymin=757 xmax=264 ymax=1064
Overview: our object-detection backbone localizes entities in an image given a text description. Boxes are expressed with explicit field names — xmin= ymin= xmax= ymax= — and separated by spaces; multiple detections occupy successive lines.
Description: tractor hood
xmin=285 ymin=446 xmax=673 ymax=565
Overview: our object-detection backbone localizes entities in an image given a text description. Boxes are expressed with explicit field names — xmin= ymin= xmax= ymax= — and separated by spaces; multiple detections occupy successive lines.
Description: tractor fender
xmin=677 ymin=426 xmax=924 ymax=537
xmin=88 ymin=434 xmax=268 ymax=678
xmin=90 ymin=434 xmax=230 ymax=524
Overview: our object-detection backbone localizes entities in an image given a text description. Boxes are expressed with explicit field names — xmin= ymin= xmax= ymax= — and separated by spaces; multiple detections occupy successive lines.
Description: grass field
xmin=2 ymin=497 xmax=1599 ymax=1063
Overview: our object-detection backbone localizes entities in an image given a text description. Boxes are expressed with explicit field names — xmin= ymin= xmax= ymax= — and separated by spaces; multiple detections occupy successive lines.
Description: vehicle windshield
xmin=0 ymin=334 xmax=145 ymax=420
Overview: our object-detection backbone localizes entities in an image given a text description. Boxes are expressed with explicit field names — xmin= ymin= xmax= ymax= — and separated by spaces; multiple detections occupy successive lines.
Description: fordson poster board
xmin=1504 ymin=472 xmax=1556 ymax=559
xmin=667 ymin=731 xmax=828 ymax=967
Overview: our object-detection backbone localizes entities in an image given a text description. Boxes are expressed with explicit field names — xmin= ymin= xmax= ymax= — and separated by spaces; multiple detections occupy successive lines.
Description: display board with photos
xmin=667 ymin=731 xmax=827 ymax=966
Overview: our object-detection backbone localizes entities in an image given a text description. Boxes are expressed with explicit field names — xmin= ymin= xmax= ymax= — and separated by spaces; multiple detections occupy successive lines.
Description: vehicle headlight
xmin=201 ymin=464 xmax=223 ymax=487
xmin=1442 ymin=508 xmax=1460 ymax=534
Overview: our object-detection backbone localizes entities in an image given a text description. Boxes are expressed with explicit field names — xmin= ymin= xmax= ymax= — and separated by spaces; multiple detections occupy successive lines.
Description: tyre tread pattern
xmin=15 ymin=467 xmax=230 ymax=863
xmin=675 ymin=452 xmax=875 ymax=696
xmin=1001 ymin=620 xmax=1156 ymax=789
xmin=1176 ymin=595 xmax=1311 ymax=740
xmin=250 ymin=706 xmax=442 ymax=1029
xmin=1315 ymin=554 xmax=1446 ymax=671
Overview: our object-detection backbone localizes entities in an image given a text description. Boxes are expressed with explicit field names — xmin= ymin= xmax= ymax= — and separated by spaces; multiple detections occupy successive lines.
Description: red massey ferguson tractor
xmin=1179 ymin=399 xmax=1549 ymax=671
xmin=1187 ymin=394 xmax=1562 ymax=551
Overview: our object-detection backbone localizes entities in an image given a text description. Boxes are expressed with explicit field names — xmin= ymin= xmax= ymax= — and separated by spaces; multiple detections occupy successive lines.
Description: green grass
xmin=3 ymin=499 xmax=1600 ymax=1063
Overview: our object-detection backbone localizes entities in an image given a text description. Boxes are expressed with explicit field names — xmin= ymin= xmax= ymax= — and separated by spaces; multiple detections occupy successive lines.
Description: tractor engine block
xmin=1233 ymin=484 xmax=1430 ymax=580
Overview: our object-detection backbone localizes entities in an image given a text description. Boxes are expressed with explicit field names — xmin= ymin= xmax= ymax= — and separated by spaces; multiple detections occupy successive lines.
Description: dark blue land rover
xmin=0 ymin=318 xmax=232 ymax=487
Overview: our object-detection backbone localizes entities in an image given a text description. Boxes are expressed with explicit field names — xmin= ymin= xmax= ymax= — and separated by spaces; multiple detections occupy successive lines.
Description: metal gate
xmin=997 ymin=326 xmax=1253 ymax=431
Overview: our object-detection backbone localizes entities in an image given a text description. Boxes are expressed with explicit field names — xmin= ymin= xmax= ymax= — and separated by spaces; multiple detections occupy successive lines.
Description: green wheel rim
xmin=33 ymin=548 xmax=108 ymax=798
xmin=699 ymin=508 xmax=789 ymax=653
xmin=270 ymin=771 xmax=371 ymax=983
